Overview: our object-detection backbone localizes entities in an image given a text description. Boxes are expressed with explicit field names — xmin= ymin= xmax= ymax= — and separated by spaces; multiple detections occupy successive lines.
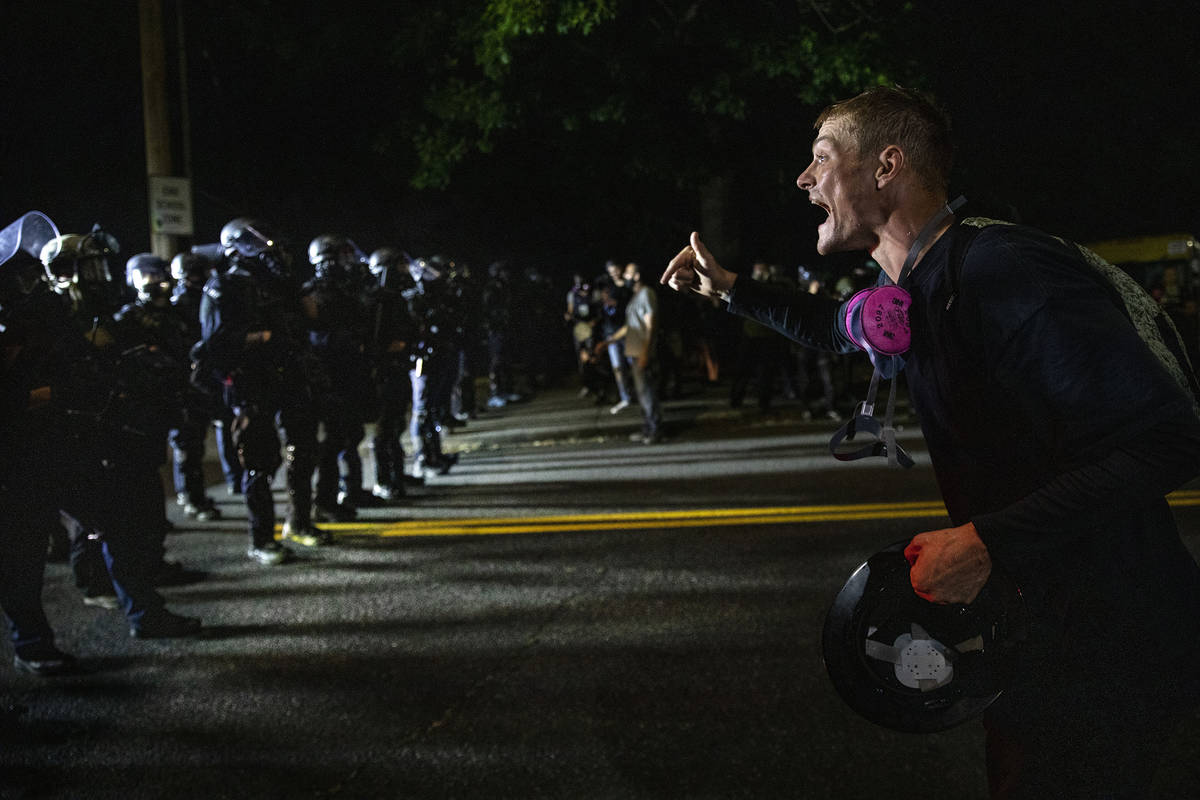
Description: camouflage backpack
xmin=945 ymin=217 xmax=1200 ymax=419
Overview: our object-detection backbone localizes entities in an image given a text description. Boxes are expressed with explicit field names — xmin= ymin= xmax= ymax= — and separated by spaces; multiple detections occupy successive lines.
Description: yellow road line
xmin=318 ymin=501 xmax=950 ymax=538
xmin=306 ymin=489 xmax=1200 ymax=539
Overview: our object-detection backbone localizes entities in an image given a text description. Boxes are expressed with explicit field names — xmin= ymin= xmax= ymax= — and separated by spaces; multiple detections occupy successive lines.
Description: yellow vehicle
xmin=1086 ymin=232 xmax=1200 ymax=363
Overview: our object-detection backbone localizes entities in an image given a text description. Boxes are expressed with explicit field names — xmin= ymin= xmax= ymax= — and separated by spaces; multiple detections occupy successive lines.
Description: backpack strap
xmin=943 ymin=218 xmax=1200 ymax=418
xmin=942 ymin=218 xmax=991 ymax=312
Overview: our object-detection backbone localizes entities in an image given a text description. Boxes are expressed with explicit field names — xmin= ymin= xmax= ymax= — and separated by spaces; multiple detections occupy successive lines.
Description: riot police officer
xmin=197 ymin=217 xmax=330 ymax=565
xmin=49 ymin=231 xmax=172 ymax=605
xmin=120 ymin=254 xmax=222 ymax=525
xmin=172 ymin=248 xmax=243 ymax=497
xmin=1 ymin=212 xmax=80 ymax=673
xmin=404 ymin=256 xmax=459 ymax=478
xmin=304 ymin=234 xmax=373 ymax=519
xmin=445 ymin=259 xmax=482 ymax=424
xmin=365 ymin=247 xmax=419 ymax=500
xmin=31 ymin=229 xmax=201 ymax=637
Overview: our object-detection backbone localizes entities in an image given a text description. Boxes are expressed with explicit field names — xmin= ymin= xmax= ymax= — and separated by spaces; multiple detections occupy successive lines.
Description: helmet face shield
xmin=0 ymin=211 xmax=60 ymax=270
xmin=43 ymin=252 xmax=77 ymax=292
xmin=171 ymin=251 xmax=216 ymax=288
xmin=221 ymin=218 xmax=293 ymax=282
xmin=310 ymin=235 xmax=367 ymax=284
xmin=41 ymin=234 xmax=104 ymax=293
xmin=223 ymin=219 xmax=275 ymax=258
xmin=39 ymin=230 xmax=120 ymax=309
xmin=368 ymin=247 xmax=415 ymax=291
xmin=128 ymin=264 xmax=173 ymax=305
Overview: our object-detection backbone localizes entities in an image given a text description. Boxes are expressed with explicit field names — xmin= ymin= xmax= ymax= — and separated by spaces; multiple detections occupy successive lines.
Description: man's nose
xmin=796 ymin=169 xmax=814 ymax=191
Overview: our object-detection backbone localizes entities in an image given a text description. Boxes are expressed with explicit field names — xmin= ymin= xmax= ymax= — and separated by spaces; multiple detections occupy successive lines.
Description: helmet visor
xmin=0 ymin=211 xmax=60 ymax=268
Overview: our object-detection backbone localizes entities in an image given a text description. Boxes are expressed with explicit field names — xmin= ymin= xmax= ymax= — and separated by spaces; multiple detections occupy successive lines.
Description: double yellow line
xmin=309 ymin=489 xmax=1200 ymax=539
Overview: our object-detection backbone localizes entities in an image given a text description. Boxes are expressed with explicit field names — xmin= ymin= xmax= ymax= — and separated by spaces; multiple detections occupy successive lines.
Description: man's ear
xmin=875 ymin=145 xmax=903 ymax=189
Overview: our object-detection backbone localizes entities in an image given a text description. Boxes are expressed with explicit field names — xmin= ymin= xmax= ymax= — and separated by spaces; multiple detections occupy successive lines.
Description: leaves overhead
xmin=400 ymin=0 xmax=914 ymax=190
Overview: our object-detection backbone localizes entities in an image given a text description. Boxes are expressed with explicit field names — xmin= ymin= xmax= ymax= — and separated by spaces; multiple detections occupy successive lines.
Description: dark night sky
xmin=3 ymin=2 xmax=1198 ymax=277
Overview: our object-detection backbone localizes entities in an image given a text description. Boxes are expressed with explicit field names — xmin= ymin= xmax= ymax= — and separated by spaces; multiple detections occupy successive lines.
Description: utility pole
xmin=140 ymin=0 xmax=193 ymax=258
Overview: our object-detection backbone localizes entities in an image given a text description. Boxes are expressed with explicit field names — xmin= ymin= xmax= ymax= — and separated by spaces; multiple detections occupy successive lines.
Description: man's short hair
xmin=816 ymin=86 xmax=954 ymax=194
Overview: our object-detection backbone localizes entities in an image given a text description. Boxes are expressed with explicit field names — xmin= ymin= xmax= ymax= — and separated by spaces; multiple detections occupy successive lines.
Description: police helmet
xmin=821 ymin=540 xmax=1026 ymax=733
xmin=308 ymin=234 xmax=367 ymax=281
xmin=368 ymin=247 xmax=415 ymax=291
xmin=368 ymin=246 xmax=402 ymax=276
xmin=221 ymin=217 xmax=275 ymax=258
xmin=308 ymin=234 xmax=345 ymax=266
xmin=170 ymin=250 xmax=216 ymax=289
xmin=219 ymin=218 xmax=292 ymax=279
xmin=125 ymin=253 xmax=174 ymax=304
xmin=40 ymin=228 xmax=119 ymax=295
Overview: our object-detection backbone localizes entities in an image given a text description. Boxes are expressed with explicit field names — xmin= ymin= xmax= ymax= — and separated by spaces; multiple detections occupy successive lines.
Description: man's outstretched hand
xmin=661 ymin=232 xmax=737 ymax=299
xmin=904 ymin=522 xmax=992 ymax=604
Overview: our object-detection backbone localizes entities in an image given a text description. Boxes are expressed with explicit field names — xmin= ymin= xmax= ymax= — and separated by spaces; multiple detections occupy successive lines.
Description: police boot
xmin=338 ymin=457 xmax=376 ymax=508
xmin=176 ymin=492 xmax=222 ymax=522
xmin=370 ymin=438 xmax=405 ymax=502
xmin=421 ymin=424 xmax=458 ymax=476
xmin=283 ymin=445 xmax=335 ymax=546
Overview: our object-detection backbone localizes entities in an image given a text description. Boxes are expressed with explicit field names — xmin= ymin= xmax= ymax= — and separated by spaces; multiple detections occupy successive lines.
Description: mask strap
xmin=860 ymin=365 xmax=882 ymax=417
xmin=829 ymin=355 xmax=914 ymax=468
xmin=880 ymin=357 xmax=910 ymax=468
xmin=896 ymin=196 xmax=967 ymax=287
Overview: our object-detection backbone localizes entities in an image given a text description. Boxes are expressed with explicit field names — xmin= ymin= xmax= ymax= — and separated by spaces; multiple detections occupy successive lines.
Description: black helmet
xmin=821 ymin=540 xmax=1026 ymax=733
xmin=219 ymin=218 xmax=292 ymax=281
xmin=308 ymin=234 xmax=367 ymax=283
xmin=221 ymin=217 xmax=275 ymax=258
xmin=125 ymin=253 xmax=173 ymax=305
xmin=308 ymin=234 xmax=343 ymax=266
xmin=368 ymin=247 xmax=415 ymax=291
xmin=170 ymin=249 xmax=217 ymax=289
xmin=40 ymin=227 xmax=119 ymax=296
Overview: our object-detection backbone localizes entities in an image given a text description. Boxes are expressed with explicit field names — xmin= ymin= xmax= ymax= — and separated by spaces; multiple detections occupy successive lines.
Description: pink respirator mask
xmin=829 ymin=197 xmax=965 ymax=469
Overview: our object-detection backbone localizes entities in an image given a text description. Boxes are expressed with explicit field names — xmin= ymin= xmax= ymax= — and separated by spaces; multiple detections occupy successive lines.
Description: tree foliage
xmin=185 ymin=0 xmax=925 ymax=264
xmin=403 ymin=0 xmax=915 ymax=192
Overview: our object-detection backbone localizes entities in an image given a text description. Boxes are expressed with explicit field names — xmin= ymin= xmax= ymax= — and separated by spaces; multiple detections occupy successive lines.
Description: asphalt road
xmin=3 ymin=384 xmax=1199 ymax=799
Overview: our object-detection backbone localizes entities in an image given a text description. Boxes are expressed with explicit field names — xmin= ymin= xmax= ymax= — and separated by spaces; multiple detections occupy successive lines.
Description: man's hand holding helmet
xmin=904 ymin=522 xmax=992 ymax=604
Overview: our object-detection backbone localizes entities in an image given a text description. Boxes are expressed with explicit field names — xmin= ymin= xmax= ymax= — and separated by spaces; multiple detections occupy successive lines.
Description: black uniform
xmin=172 ymin=277 xmax=242 ymax=499
xmin=405 ymin=262 xmax=459 ymax=477
xmin=9 ymin=283 xmax=191 ymax=633
xmin=198 ymin=257 xmax=323 ymax=553
xmin=303 ymin=266 xmax=372 ymax=516
xmin=364 ymin=267 xmax=418 ymax=497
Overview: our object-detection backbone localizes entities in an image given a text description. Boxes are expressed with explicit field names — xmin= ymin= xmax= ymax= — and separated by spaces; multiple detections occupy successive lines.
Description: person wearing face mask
xmin=118 ymin=254 xmax=221 ymax=535
xmin=662 ymin=86 xmax=1200 ymax=798
xmin=25 ymin=229 xmax=202 ymax=639
xmin=171 ymin=248 xmax=243 ymax=500
xmin=199 ymin=218 xmax=329 ymax=564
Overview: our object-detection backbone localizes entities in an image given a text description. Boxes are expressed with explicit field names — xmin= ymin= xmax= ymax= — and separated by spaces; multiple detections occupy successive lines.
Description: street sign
xmin=148 ymin=175 xmax=194 ymax=236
